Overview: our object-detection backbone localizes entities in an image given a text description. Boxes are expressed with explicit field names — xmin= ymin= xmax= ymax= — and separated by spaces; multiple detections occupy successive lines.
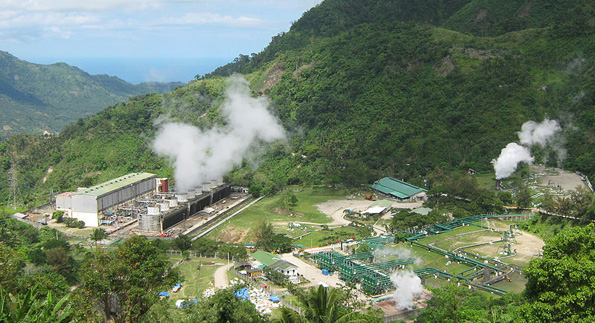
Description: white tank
xmin=201 ymin=182 xmax=210 ymax=192
xmin=187 ymin=190 xmax=196 ymax=199
xmin=168 ymin=199 xmax=178 ymax=207
xmin=147 ymin=206 xmax=160 ymax=215
xmin=176 ymin=193 xmax=188 ymax=203
xmin=159 ymin=203 xmax=170 ymax=212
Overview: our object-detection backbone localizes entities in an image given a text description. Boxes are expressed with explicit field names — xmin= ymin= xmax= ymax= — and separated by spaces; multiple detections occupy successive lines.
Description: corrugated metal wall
xmin=96 ymin=176 xmax=156 ymax=211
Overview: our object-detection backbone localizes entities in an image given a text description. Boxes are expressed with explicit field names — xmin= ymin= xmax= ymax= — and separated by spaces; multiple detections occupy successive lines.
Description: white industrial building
xmin=56 ymin=172 xmax=156 ymax=227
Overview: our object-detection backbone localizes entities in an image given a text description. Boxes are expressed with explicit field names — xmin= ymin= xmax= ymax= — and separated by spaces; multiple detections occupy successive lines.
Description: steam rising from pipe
xmin=492 ymin=119 xmax=562 ymax=180
xmin=390 ymin=270 xmax=423 ymax=310
xmin=152 ymin=75 xmax=285 ymax=192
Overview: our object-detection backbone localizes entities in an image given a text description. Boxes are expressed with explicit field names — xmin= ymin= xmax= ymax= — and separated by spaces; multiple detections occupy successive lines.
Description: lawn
xmin=208 ymin=187 xmax=355 ymax=242
xmin=166 ymin=257 xmax=222 ymax=301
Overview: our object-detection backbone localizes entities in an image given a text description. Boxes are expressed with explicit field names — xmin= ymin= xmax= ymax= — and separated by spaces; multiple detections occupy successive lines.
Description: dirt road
xmin=214 ymin=263 xmax=233 ymax=289
xmin=315 ymin=199 xmax=424 ymax=226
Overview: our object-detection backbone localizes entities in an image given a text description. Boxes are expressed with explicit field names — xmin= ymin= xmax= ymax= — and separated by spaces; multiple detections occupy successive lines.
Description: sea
xmin=32 ymin=57 xmax=233 ymax=84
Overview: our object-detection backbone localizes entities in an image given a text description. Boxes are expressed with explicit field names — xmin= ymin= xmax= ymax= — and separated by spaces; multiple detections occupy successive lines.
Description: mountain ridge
xmin=0 ymin=0 xmax=593 ymax=204
xmin=0 ymin=50 xmax=183 ymax=138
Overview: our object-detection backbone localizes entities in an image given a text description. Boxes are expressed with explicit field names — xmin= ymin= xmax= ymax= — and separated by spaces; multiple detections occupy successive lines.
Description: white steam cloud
xmin=152 ymin=75 xmax=285 ymax=192
xmin=518 ymin=119 xmax=561 ymax=146
xmin=390 ymin=270 xmax=423 ymax=310
xmin=374 ymin=246 xmax=421 ymax=264
xmin=492 ymin=119 xmax=562 ymax=180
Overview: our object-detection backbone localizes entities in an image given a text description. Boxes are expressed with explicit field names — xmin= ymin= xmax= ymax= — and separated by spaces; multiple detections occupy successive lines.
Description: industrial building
xmin=371 ymin=177 xmax=427 ymax=202
xmin=56 ymin=172 xmax=157 ymax=227
xmin=138 ymin=181 xmax=231 ymax=233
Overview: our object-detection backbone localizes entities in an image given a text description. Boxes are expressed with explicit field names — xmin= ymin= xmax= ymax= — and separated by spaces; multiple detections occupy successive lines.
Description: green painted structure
xmin=370 ymin=177 xmax=427 ymax=200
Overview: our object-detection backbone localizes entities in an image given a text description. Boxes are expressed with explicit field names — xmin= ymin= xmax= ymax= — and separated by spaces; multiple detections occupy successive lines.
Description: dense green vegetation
xmin=1 ymin=0 xmax=594 ymax=207
xmin=0 ymin=51 xmax=183 ymax=138
xmin=0 ymin=0 xmax=593 ymax=320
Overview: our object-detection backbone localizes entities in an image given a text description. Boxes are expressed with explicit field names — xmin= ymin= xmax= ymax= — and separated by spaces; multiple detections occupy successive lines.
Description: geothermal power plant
xmin=56 ymin=172 xmax=231 ymax=234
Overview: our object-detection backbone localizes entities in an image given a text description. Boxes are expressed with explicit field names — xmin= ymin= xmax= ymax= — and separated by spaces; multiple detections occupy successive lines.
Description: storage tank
xmin=159 ymin=203 xmax=170 ymax=212
xmin=147 ymin=206 xmax=160 ymax=215
xmin=187 ymin=190 xmax=196 ymax=199
xmin=168 ymin=199 xmax=178 ymax=208
xmin=160 ymin=179 xmax=169 ymax=193
xmin=202 ymin=182 xmax=211 ymax=192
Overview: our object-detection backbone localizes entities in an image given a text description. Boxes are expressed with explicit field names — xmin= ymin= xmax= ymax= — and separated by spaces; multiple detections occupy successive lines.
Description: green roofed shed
xmin=251 ymin=250 xmax=278 ymax=267
xmin=371 ymin=177 xmax=427 ymax=200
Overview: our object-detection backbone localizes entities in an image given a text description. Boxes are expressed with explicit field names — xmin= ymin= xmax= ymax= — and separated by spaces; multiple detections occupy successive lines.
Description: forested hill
xmin=0 ymin=0 xmax=593 ymax=205
xmin=0 ymin=51 xmax=183 ymax=139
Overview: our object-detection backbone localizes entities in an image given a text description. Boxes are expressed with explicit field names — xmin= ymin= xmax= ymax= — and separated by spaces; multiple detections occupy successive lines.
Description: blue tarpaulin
xmin=322 ymin=269 xmax=329 ymax=275
xmin=158 ymin=291 xmax=169 ymax=297
xmin=268 ymin=296 xmax=280 ymax=303
xmin=234 ymin=288 xmax=250 ymax=301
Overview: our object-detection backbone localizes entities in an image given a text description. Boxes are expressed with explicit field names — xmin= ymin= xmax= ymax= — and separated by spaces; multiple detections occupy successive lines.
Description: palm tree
xmin=275 ymin=285 xmax=380 ymax=323
xmin=90 ymin=228 xmax=107 ymax=250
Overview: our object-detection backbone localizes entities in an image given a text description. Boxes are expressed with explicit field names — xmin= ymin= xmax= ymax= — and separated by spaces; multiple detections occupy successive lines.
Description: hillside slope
xmin=0 ymin=0 xmax=593 ymax=205
xmin=0 ymin=51 xmax=183 ymax=138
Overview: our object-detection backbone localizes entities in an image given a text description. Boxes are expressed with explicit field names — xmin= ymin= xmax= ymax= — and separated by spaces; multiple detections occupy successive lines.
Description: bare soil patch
xmin=216 ymin=226 xmax=250 ymax=243
xmin=315 ymin=200 xmax=423 ymax=225
xmin=532 ymin=165 xmax=586 ymax=193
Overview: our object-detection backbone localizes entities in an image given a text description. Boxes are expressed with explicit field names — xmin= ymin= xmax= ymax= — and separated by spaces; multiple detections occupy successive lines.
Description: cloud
xmin=159 ymin=13 xmax=265 ymax=27
xmin=0 ymin=0 xmax=161 ymax=12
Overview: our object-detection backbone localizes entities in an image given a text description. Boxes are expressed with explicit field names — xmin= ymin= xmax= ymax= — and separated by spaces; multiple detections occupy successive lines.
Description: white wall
xmin=72 ymin=211 xmax=99 ymax=227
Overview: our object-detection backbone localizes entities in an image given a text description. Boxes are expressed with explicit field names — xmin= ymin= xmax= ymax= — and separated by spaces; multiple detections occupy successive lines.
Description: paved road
xmin=279 ymin=253 xmax=342 ymax=288
xmin=214 ymin=263 xmax=233 ymax=289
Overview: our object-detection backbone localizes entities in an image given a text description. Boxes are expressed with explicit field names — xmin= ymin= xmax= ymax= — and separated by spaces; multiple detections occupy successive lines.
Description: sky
xmin=0 ymin=0 xmax=323 ymax=83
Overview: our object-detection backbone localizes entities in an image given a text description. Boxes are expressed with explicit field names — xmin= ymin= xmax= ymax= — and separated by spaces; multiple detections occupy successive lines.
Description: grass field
xmin=166 ymin=257 xmax=223 ymax=301
xmin=209 ymin=187 xmax=354 ymax=243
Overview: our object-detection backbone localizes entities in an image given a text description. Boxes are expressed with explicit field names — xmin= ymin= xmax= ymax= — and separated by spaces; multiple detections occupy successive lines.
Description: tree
xmin=182 ymin=287 xmax=264 ymax=323
xmin=415 ymin=285 xmax=490 ymax=323
xmin=174 ymin=234 xmax=193 ymax=252
xmin=272 ymin=234 xmax=294 ymax=253
xmin=45 ymin=247 xmax=73 ymax=278
xmin=280 ymin=190 xmax=298 ymax=210
xmin=276 ymin=285 xmax=381 ymax=323
xmin=516 ymin=186 xmax=532 ymax=209
xmin=522 ymin=224 xmax=595 ymax=321
xmin=77 ymin=236 xmax=178 ymax=322
xmin=255 ymin=221 xmax=275 ymax=251
xmin=90 ymin=228 xmax=107 ymax=249
xmin=355 ymin=242 xmax=372 ymax=254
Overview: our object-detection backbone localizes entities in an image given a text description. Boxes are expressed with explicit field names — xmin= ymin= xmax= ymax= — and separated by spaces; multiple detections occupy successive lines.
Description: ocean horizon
xmin=30 ymin=57 xmax=234 ymax=84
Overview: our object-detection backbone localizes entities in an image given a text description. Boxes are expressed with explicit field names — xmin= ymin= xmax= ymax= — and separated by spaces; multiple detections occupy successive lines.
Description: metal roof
xmin=269 ymin=260 xmax=297 ymax=271
xmin=370 ymin=177 xmax=426 ymax=199
xmin=72 ymin=172 xmax=156 ymax=197
xmin=250 ymin=250 xmax=278 ymax=267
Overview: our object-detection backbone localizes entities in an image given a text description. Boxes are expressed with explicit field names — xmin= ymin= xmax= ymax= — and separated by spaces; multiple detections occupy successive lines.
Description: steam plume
xmin=492 ymin=119 xmax=562 ymax=180
xmin=390 ymin=270 xmax=423 ymax=310
xmin=518 ymin=119 xmax=561 ymax=146
xmin=492 ymin=143 xmax=534 ymax=180
xmin=152 ymin=75 xmax=285 ymax=192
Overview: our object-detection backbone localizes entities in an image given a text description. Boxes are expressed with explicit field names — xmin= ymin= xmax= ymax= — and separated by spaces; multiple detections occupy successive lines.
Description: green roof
xmin=370 ymin=177 xmax=426 ymax=199
xmin=250 ymin=250 xmax=278 ymax=267
xmin=73 ymin=172 xmax=155 ymax=197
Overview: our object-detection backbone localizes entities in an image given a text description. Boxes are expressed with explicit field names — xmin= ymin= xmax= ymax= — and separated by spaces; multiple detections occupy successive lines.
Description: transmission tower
xmin=7 ymin=163 xmax=21 ymax=209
